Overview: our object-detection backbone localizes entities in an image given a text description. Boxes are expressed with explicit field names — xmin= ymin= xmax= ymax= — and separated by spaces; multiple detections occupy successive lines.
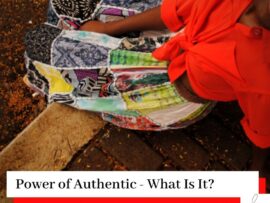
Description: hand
xmin=79 ymin=21 xmax=108 ymax=34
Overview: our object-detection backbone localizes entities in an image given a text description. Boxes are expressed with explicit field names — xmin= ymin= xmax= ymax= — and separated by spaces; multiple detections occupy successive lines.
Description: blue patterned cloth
xmin=52 ymin=36 xmax=109 ymax=67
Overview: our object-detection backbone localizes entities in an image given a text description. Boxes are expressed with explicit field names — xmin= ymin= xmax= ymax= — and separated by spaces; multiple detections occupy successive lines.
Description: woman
xmin=25 ymin=0 xmax=270 ymax=182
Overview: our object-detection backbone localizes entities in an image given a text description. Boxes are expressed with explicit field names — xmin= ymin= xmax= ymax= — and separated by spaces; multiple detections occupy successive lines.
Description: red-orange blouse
xmin=153 ymin=0 xmax=270 ymax=148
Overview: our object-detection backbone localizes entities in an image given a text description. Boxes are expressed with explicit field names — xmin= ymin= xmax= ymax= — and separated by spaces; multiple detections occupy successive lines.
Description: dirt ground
xmin=0 ymin=0 xmax=47 ymax=152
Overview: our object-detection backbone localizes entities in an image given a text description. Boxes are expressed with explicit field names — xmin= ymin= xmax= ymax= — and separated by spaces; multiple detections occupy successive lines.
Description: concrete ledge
xmin=0 ymin=103 xmax=104 ymax=197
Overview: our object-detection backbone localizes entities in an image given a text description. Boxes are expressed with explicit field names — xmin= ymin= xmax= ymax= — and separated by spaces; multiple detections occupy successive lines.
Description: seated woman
xmin=25 ymin=0 xmax=270 ymax=186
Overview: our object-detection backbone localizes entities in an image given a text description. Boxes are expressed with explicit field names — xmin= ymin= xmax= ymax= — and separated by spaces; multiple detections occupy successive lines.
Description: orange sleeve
xmin=240 ymin=94 xmax=270 ymax=149
xmin=161 ymin=0 xmax=195 ymax=32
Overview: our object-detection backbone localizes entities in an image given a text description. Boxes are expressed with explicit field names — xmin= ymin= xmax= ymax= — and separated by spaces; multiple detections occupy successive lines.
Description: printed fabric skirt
xmin=24 ymin=0 xmax=215 ymax=131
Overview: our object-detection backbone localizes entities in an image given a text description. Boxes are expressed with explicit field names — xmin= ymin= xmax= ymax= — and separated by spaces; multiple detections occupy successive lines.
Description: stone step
xmin=96 ymin=125 xmax=164 ymax=170
xmin=66 ymin=144 xmax=114 ymax=171
xmin=0 ymin=103 xmax=104 ymax=197
xmin=192 ymin=118 xmax=251 ymax=170
xmin=145 ymin=130 xmax=210 ymax=170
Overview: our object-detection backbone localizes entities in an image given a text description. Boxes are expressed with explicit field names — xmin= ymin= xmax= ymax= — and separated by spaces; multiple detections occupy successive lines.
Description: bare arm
xmin=79 ymin=6 xmax=166 ymax=35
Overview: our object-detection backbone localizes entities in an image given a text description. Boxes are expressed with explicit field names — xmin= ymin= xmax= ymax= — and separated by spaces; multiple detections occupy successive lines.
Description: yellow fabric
xmin=33 ymin=62 xmax=74 ymax=94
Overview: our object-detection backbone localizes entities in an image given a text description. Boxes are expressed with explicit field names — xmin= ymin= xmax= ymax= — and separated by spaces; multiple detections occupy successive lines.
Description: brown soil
xmin=0 ymin=0 xmax=48 ymax=152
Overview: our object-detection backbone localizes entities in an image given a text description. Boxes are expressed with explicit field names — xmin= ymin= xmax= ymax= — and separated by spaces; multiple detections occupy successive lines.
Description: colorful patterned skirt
xmin=24 ymin=0 xmax=215 ymax=131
